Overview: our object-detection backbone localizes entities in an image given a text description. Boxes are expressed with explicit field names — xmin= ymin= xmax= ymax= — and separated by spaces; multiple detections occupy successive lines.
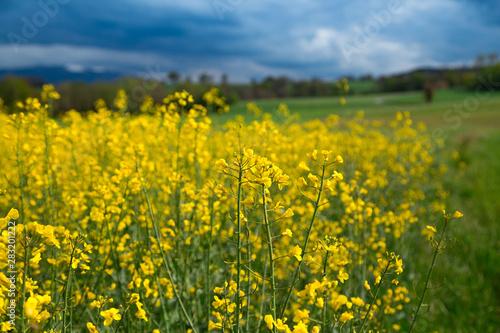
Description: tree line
xmin=1 ymin=53 xmax=499 ymax=115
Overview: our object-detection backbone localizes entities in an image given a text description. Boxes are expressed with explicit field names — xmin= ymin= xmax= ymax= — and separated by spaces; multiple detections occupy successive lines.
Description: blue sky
xmin=1 ymin=0 xmax=499 ymax=82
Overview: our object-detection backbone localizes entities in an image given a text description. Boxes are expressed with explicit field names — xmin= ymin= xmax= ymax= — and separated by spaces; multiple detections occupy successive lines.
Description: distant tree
xmin=261 ymin=76 xmax=274 ymax=91
xmin=198 ymin=73 xmax=213 ymax=85
xmin=221 ymin=73 xmax=228 ymax=86
xmin=444 ymin=70 xmax=460 ymax=87
xmin=409 ymin=72 xmax=427 ymax=90
xmin=475 ymin=54 xmax=486 ymax=68
xmin=221 ymin=73 xmax=229 ymax=95
xmin=293 ymin=80 xmax=309 ymax=97
xmin=423 ymin=82 xmax=435 ymax=103
xmin=272 ymin=76 xmax=290 ymax=98
xmin=359 ymin=74 xmax=373 ymax=81
xmin=168 ymin=71 xmax=180 ymax=85
xmin=487 ymin=52 xmax=499 ymax=66
xmin=462 ymin=72 xmax=477 ymax=90
xmin=310 ymin=78 xmax=330 ymax=96
xmin=25 ymin=76 xmax=45 ymax=88
xmin=378 ymin=76 xmax=394 ymax=91
xmin=0 ymin=76 xmax=35 ymax=109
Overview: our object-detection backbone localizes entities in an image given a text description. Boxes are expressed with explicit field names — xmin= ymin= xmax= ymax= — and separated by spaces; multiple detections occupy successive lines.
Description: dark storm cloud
xmin=0 ymin=0 xmax=499 ymax=81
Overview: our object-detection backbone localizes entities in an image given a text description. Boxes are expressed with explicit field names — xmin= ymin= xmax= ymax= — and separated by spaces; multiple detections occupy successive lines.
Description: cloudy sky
xmin=0 ymin=0 xmax=499 ymax=82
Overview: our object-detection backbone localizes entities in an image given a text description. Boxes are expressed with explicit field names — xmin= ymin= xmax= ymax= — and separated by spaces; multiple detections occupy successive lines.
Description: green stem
xmin=137 ymin=160 xmax=199 ymax=333
xmin=262 ymin=185 xmax=277 ymax=333
xmin=113 ymin=304 xmax=131 ymax=333
xmin=408 ymin=219 xmax=449 ymax=333
xmin=245 ymin=224 xmax=252 ymax=333
xmin=280 ymin=163 xmax=326 ymax=319
xmin=206 ymin=196 xmax=214 ymax=329
xmin=359 ymin=260 xmax=391 ymax=333
xmin=321 ymin=251 xmax=330 ymax=333
xmin=257 ymin=253 xmax=268 ymax=332
xmin=20 ymin=239 xmax=30 ymax=333
xmin=235 ymin=165 xmax=243 ymax=333
xmin=16 ymin=125 xmax=25 ymax=225
xmin=149 ymin=233 xmax=171 ymax=329
xmin=104 ymin=211 xmax=126 ymax=305
xmin=42 ymin=111 xmax=56 ymax=227
xmin=63 ymin=239 xmax=78 ymax=333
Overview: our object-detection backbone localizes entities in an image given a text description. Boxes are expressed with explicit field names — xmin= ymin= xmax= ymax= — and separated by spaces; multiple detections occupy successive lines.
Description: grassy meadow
xmin=213 ymin=88 xmax=500 ymax=331
xmin=213 ymin=88 xmax=500 ymax=131
xmin=0 ymin=86 xmax=498 ymax=333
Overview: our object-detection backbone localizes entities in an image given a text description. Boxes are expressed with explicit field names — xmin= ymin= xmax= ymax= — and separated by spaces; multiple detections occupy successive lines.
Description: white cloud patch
xmin=0 ymin=0 xmax=499 ymax=81
xmin=0 ymin=44 xmax=174 ymax=73
xmin=298 ymin=28 xmax=346 ymax=60
xmin=65 ymin=64 xmax=85 ymax=73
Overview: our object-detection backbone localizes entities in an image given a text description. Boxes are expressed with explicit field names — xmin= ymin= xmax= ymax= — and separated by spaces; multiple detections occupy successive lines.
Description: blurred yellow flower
xmin=281 ymin=208 xmax=294 ymax=219
xmin=264 ymin=314 xmax=274 ymax=330
xmin=7 ymin=208 xmax=19 ymax=220
xmin=100 ymin=308 xmax=121 ymax=326
xmin=289 ymin=245 xmax=303 ymax=262
xmin=87 ymin=322 xmax=99 ymax=333
xmin=297 ymin=161 xmax=311 ymax=172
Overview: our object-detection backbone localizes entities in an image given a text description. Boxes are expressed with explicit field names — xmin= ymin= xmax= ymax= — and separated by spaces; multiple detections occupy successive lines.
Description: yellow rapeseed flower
xmin=280 ymin=208 xmax=294 ymax=219
xmin=339 ymin=311 xmax=354 ymax=322
xmin=289 ymin=245 xmax=302 ymax=262
xmin=7 ymin=208 xmax=19 ymax=220
xmin=332 ymin=170 xmax=343 ymax=181
xmin=307 ymin=173 xmax=319 ymax=183
xmin=426 ymin=225 xmax=437 ymax=233
xmin=100 ymin=308 xmax=121 ymax=326
xmin=307 ymin=150 xmax=317 ymax=161
xmin=135 ymin=301 xmax=148 ymax=322
xmin=87 ymin=322 xmax=99 ymax=333
xmin=264 ymin=314 xmax=274 ymax=330
xmin=292 ymin=320 xmax=308 ymax=333
xmin=293 ymin=309 xmax=309 ymax=322
xmin=297 ymin=161 xmax=311 ymax=172
xmin=337 ymin=268 xmax=349 ymax=283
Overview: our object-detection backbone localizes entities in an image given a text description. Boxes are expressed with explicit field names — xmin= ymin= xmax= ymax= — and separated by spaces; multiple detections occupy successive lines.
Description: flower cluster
xmin=0 ymin=88 xmax=457 ymax=332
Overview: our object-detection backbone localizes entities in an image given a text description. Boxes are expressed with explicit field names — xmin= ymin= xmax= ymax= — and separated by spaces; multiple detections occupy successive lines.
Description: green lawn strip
xmin=427 ymin=129 xmax=500 ymax=332
xmin=211 ymin=88 xmax=500 ymax=127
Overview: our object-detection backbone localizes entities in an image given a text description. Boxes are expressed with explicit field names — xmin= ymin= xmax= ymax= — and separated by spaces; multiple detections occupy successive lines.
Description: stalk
xmin=280 ymin=163 xmax=326 ymax=318
xmin=63 ymin=239 xmax=78 ymax=333
xmin=206 ymin=195 xmax=215 ymax=329
xmin=262 ymin=185 xmax=277 ymax=333
xmin=408 ymin=218 xmax=449 ymax=333
xmin=20 ymin=239 xmax=30 ymax=333
xmin=234 ymin=162 xmax=243 ymax=333
xmin=16 ymin=125 xmax=25 ymax=224
xmin=113 ymin=304 xmax=131 ymax=333
xmin=256 ymin=254 xmax=268 ymax=331
xmin=321 ymin=251 xmax=330 ymax=333
xmin=137 ymin=160 xmax=199 ymax=333
xmin=104 ymin=211 xmax=126 ymax=305
xmin=359 ymin=259 xmax=391 ymax=333
xmin=245 ymin=224 xmax=252 ymax=333
xmin=145 ymin=223 xmax=170 ymax=330
xmin=42 ymin=110 xmax=56 ymax=227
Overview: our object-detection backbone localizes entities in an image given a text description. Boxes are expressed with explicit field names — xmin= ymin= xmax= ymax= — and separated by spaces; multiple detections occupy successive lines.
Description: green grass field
xmin=213 ymin=88 xmax=500 ymax=133
xmin=212 ymin=88 xmax=500 ymax=332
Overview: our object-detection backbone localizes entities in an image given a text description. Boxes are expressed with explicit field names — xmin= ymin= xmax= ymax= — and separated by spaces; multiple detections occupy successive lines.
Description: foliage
xmin=0 ymin=86 xmax=464 ymax=332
